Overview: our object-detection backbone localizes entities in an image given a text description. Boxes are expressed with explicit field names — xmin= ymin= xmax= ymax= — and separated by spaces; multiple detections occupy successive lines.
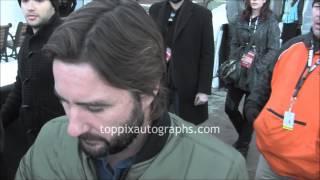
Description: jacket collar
xmin=305 ymin=30 xmax=320 ymax=54
xmin=312 ymin=34 xmax=320 ymax=54
xmin=90 ymin=113 xmax=171 ymax=179
xmin=313 ymin=36 xmax=320 ymax=54
xmin=173 ymin=0 xmax=193 ymax=42
xmin=26 ymin=13 xmax=61 ymax=39
xmin=156 ymin=0 xmax=193 ymax=43
xmin=134 ymin=112 xmax=170 ymax=164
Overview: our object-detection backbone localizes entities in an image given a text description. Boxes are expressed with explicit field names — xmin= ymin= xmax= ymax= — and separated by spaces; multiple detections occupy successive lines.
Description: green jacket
xmin=16 ymin=113 xmax=248 ymax=180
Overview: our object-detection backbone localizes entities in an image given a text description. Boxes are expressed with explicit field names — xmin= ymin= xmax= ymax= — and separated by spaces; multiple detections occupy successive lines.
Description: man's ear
xmin=141 ymin=95 xmax=154 ymax=111
xmin=141 ymin=83 xmax=160 ymax=110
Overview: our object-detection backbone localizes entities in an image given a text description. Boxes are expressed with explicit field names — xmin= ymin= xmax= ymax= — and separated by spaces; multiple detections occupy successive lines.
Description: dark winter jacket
xmin=229 ymin=13 xmax=280 ymax=91
xmin=0 ymin=116 xmax=3 ymax=153
xmin=149 ymin=0 xmax=214 ymax=124
xmin=0 ymin=13 xmax=64 ymax=138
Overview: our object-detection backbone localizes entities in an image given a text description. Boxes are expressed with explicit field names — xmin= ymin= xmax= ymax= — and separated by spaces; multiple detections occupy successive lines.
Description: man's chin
xmin=26 ymin=21 xmax=41 ymax=30
xmin=79 ymin=140 xmax=109 ymax=158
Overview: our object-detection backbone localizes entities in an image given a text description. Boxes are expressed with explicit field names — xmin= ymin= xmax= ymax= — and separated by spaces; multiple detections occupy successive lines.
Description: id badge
xmin=283 ymin=111 xmax=295 ymax=130
xmin=240 ymin=51 xmax=255 ymax=68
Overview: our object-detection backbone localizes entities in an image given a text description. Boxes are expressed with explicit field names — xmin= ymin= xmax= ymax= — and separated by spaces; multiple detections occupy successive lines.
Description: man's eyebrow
xmin=54 ymin=89 xmax=111 ymax=107
xmin=75 ymin=101 xmax=110 ymax=107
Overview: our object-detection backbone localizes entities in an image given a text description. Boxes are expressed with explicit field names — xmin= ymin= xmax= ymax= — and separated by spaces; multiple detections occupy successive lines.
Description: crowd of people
xmin=0 ymin=0 xmax=319 ymax=179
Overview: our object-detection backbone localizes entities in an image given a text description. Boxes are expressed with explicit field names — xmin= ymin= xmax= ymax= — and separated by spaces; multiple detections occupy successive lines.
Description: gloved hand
xmin=194 ymin=93 xmax=208 ymax=106
xmin=245 ymin=108 xmax=260 ymax=123
xmin=0 ymin=116 xmax=4 ymax=153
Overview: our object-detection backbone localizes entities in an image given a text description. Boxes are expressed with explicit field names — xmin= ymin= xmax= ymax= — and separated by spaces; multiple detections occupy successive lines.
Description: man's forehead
xmin=53 ymin=59 xmax=86 ymax=67
xmin=55 ymin=60 xmax=96 ymax=74
xmin=53 ymin=59 xmax=94 ymax=77
xmin=53 ymin=59 xmax=115 ymax=89
xmin=22 ymin=0 xmax=50 ymax=4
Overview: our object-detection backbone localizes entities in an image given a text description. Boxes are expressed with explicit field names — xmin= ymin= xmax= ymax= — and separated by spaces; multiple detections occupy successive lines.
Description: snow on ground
xmin=0 ymin=58 xmax=17 ymax=87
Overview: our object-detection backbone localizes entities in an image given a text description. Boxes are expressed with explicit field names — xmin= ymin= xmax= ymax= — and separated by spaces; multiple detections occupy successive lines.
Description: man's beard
xmin=78 ymin=99 xmax=145 ymax=158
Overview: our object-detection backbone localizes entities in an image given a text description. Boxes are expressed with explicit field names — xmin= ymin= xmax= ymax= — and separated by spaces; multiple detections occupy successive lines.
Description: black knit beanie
xmin=313 ymin=0 xmax=320 ymax=6
xmin=17 ymin=0 xmax=59 ymax=13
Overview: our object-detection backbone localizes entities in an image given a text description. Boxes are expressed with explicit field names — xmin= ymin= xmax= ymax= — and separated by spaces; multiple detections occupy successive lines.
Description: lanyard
xmin=288 ymin=41 xmax=320 ymax=111
xmin=249 ymin=16 xmax=259 ymax=34
xmin=246 ymin=17 xmax=259 ymax=48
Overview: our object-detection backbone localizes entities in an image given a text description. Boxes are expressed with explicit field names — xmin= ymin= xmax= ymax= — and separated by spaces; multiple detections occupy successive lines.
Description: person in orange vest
xmin=245 ymin=0 xmax=320 ymax=179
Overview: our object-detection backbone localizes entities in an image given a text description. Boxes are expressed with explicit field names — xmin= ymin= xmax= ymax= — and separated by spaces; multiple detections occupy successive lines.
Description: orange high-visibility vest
xmin=254 ymin=40 xmax=320 ymax=179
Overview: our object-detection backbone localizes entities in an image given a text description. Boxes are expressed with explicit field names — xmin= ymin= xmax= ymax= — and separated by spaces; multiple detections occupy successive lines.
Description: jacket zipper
xmin=267 ymin=108 xmax=306 ymax=126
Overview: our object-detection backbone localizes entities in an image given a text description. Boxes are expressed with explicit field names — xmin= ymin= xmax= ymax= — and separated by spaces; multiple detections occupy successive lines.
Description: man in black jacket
xmin=149 ymin=0 xmax=214 ymax=125
xmin=0 ymin=0 xmax=64 ymax=178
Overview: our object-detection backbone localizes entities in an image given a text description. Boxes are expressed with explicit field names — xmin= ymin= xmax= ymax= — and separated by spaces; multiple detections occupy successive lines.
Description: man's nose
xmin=24 ymin=1 xmax=36 ymax=11
xmin=67 ymin=107 xmax=89 ymax=137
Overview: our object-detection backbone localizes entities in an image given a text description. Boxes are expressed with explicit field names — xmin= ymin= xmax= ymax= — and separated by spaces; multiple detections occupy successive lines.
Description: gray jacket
xmin=229 ymin=13 xmax=280 ymax=91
